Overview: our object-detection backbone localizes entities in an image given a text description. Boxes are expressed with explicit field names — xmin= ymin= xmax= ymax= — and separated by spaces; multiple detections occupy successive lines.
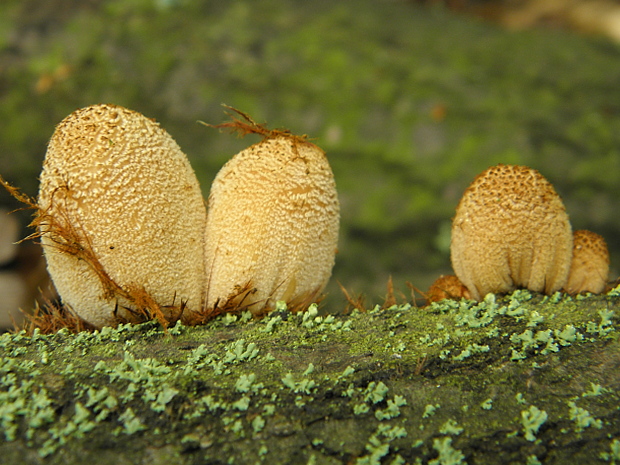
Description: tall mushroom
xmin=565 ymin=230 xmax=609 ymax=295
xmin=203 ymin=110 xmax=339 ymax=316
xmin=38 ymin=104 xmax=206 ymax=328
xmin=450 ymin=164 xmax=573 ymax=301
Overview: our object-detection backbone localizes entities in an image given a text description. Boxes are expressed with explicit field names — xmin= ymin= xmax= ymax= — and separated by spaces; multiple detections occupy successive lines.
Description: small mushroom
xmin=565 ymin=230 xmax=609 ymax=295
xmin=203 ymin=110 xmax=339 ymax=315
xmin=450 ymin=164 xmax=573 ymax=301
xmin=38 ymin=104 xmax=206 ymax=328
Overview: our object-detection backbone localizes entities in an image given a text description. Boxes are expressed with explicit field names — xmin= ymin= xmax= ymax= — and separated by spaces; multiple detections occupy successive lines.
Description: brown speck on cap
xmin=203 ymin=110 xmax=339 ymax=315
xmin=38 ymin=104 xmax=207 ymax=328
xmin=565 ymin=230 xmax=609 ymax=295
xmin=450 ymin=164 xmax=573 ymax=301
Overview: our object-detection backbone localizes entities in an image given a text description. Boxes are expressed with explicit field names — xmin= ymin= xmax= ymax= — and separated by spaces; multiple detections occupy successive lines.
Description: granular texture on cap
xmin=38 ymin=104 xmax=207 ymax=328
xmin=204 ymin=134 xmax=339 ymax=315
xmin=450 ymin=164 xmax=573 ymax=301
xmin=565 ymin=230 xmax=609 ymax=295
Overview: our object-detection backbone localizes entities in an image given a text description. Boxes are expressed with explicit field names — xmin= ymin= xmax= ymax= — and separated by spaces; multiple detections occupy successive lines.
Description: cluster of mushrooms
xmin=429 ymin=164 xmax=610 ymax=302
xmin=21 ymin=104 xmax=612 ymax=329
xmin=35 ymin=104 xmax=339 ymax=328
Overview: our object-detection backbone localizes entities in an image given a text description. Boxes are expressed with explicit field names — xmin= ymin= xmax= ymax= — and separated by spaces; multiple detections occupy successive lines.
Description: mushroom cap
xmin=204 ymin=135 xmax=340 ymax=314
xmin=565 ymin=230 xmax=609 ymax=295
xmin=450 ymin=164 xmax=573 ymax=301
xmin=38 ymin=104 xmax=206 ymax=327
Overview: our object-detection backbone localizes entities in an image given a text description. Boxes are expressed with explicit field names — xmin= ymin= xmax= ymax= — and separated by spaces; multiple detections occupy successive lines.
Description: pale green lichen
xmin=223 ymin=339 xmax=259 ymax=363
xmin=510 ymin=328 xmax=562 ymax=360
xmin=567 ymin=401 xmax=603 ymax=432
xmin=582 ymin=382 xmax=607 ymax=397
xmin=363 ymin=381 xmax=390 ymax=404
xmin=600 ymin=439 xmax=620 ymax=464
xmin=262 ymin=314 xmax=283 ymax=333
xmin=439 ymin=419 xmax=463 ymax=436
xmin=235 ymin=373 xmax=256 ymax=393
xmin=480 ymin=399 xmax=493 ymax=410
xmin=452 ymin=343 xmax=489 ymax=361
xmin=422 ymin=404 xmax=441 ymax=419
xmin=251 ymin=415 xmax=265 ymax=433
xmin=526 ymin=455 xmax=542 ymax=465
xmin=375 ymin=395 xmax=407 ymax=421
xmin=357 ymin=424 xmax=407 ymax=465
xmin=389 ymin=454 xmax=406 ymax=465
xmin=150 ymin=384 xmax=178 ymax=412
xmin=586 ymin=309 xmax=615 ymax=338
xmin=429 ymin=437 xmax=465 ymax=465
xmin=302 ymin=363 xmax=315 ymax=376
xmin=117 ymin=407 xmax=146 ymax=435
xmin=354 ymin=403 xmax=370 ymax=415
xmin=521 ymin=405 xmax=547 ymax=441
xmin=232 ymin=395 xmax=251 ymax=411
xmin=281 ymin=373 xmax=316 ymax=394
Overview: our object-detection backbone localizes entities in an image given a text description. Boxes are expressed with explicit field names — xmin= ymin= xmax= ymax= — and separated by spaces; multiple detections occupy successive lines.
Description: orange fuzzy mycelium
xmin=38 ymin=104 xmax=207 ymax=328
xmin=426 ymin=274 xmax=472 ymax=304
xmin=451 ymin=164 xmax=573 ymax=301
xmin=565 ymin=230 xmax=609 ymax=295
xmin=203 ymin=110 xmax=340 ymax=316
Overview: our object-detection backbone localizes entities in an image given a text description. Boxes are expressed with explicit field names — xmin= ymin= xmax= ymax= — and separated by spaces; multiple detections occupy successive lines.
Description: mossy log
xmin=1 ymin=290 xmax=619 ymax=465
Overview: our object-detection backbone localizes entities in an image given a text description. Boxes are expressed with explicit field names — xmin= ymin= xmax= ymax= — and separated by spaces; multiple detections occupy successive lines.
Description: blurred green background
xmin=1 ymin=0 xmax=619 ymax=308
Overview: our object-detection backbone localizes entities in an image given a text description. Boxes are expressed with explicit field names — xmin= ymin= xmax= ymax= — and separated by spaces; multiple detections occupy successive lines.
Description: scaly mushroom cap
xmin=450 ymin=164 xmax=573 ymax=301
xmin=204 ymin=133 xmax=340 ymax=315
xmin=565 ymin=230 xmax=609 ymax=295
xmin=38 ymin=104 xmax=206 ymax=328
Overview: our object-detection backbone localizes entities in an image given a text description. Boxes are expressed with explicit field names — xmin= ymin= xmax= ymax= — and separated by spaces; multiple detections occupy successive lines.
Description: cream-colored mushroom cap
xmin=204 ymin=118 xmax=339 ymax=315
xmin=565 ymin=230 xmax=609 ymax=295
xmin=38 ymin=104 xmax=206 ymax=328
xmin=450 ymin=164 xmax=573 ymax=301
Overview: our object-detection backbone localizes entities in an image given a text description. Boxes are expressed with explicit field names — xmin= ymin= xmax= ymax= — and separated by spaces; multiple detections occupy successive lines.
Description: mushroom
xmin=565 ymin=230 xmax=609 ymax=295
xmin=203 ymin=110 xmax=339 ymax=315
xmin=38 ymin=104 xmax=206 ymax=328
xmin=450 ymin=164 xmax=573 ymax=301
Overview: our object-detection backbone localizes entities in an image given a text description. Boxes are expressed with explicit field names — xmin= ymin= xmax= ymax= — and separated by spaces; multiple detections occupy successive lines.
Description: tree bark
xmin=0 ymin=291 xmax=619 ymax=464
